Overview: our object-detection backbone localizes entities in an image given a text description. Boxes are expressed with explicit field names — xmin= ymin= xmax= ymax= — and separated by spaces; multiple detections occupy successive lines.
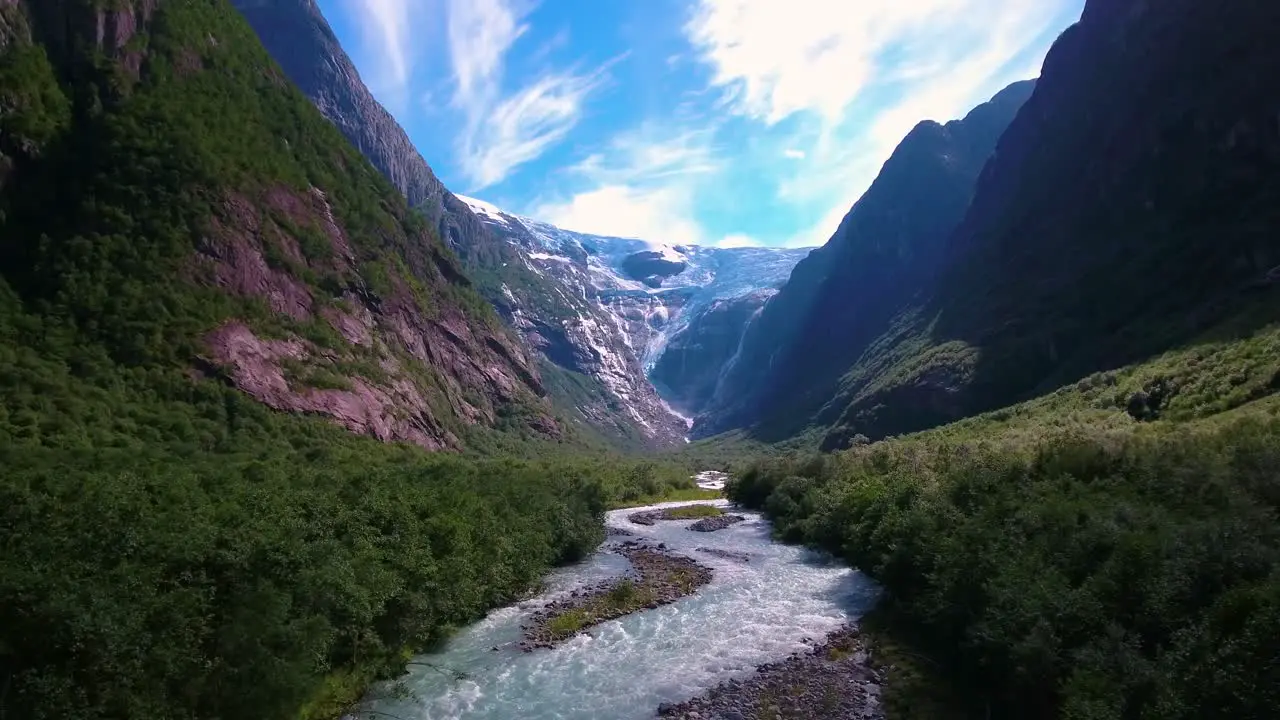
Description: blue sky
xmin=317 ymin=0 xmax=1085 ymax=248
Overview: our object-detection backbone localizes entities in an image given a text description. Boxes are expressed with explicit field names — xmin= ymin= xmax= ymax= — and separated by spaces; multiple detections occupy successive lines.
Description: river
xmin=356 ymin=499 xmax=878 ymax=720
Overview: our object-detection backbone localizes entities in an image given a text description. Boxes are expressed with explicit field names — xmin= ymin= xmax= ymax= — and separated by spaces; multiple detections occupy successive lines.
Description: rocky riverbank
xmin=520 ymin=541 xmax=713 ymax=651
xmin=656 ymin=625 xmax=885 ymax=719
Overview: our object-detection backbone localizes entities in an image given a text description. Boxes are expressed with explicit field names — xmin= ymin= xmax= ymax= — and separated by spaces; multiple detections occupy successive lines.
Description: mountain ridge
xmin=231 ymin=0 xmax=720 ymax=446
xmin=700 ymin=0 xmax=1280 ymax=452
xmin=695 ymin=79 xmax=1036 ymax=440
xmin=0 ymin=0 xmax=559 ymax=452
xmin=453 ymin=194 xmax=812 ymax=441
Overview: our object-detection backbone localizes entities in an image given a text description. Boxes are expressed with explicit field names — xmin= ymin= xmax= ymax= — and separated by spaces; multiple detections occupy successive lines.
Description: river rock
xmin=687 ymin=514 xmax=745 ymax=532
xmin=655 ymin=625 xmax=885 ymax=719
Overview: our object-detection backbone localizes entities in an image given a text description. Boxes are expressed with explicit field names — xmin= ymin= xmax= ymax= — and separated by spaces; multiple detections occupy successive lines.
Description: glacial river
xmin=356 ymin=498 xmax=878 ymax=720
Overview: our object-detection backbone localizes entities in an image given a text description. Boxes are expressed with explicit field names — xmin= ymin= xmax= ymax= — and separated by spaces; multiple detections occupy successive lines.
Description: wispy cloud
xmin=533 ymin=126 xmax=723 ymax=245
xmin=684 ymin=0 xmax=1082 ymax=246
xmin=457 ymin=68 xmax=611 ymax=190
xmin=685 ymin=0 xmax=964 ymax=124
xmin=340 ymin=0 xmax=423 ymax=105
xmin=445 ymin=0 xmax=613 ymax=190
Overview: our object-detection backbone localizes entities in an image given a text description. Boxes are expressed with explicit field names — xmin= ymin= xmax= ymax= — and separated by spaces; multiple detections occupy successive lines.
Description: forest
xmin=0 ymin=1 xmax=697 ymax=717
xmin=729 ymin=329 xmax=1280 ymax=719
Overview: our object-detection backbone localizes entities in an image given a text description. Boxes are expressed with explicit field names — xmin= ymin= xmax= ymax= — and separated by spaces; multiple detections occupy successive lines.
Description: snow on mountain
xmin=454 ymin=194 xmax=512 ymax=228
xmin=454 ymin=195 xmax=813 ymax=441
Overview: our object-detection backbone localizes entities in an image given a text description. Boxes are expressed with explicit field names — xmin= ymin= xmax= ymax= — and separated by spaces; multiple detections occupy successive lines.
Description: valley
xmin=359 ymin=500 xmax=879 ymax=720
xmin=0 ymin=0 xmax=1277 ymax=719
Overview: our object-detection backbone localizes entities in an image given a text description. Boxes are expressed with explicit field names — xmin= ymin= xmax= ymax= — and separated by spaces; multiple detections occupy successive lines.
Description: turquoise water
xmin=355 ymin=500 xmax=877 ymax=720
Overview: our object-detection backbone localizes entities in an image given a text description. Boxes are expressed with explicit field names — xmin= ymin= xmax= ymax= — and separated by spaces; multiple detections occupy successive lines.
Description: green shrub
xmin=732 ymin=415 xmax=1280 ymax=718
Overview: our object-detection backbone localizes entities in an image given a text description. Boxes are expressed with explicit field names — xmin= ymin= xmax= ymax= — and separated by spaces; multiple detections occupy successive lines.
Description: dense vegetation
xmin=1 ymin=266 xmax=697 ymax=720
xmin=730 ymin=327 xmax=1280 ymax=719
xmin=0 ymin=1 xmax=702 ymax=718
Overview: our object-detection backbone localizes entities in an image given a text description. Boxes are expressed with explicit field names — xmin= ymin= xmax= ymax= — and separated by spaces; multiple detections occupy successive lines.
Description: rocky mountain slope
xmin=229 ymin=0 xmax=490 ymax=255
xmin=695 ymin=80 xmax=1035 ymax=439
xmin=649 ymin=290 xmax=774 ymax=416
xmin=230 ymin=0 xmax=707 ymax=445
xmin=457 ymin=196 xmax=811 ymax=436
xmin=708 ymin=0 xmax=1280 ymax=449
xmin=0 ymin=0 xmax=557 ymax=451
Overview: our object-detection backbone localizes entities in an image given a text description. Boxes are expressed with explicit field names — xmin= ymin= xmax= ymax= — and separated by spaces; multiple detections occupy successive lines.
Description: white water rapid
xmin=356 ymin=499 xmax=878 ymax=720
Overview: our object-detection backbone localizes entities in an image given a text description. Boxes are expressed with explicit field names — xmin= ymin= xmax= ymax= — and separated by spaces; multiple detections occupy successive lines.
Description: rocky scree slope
xmin=230 ymin=0 xmax=682 ymax=446
xmin=706 ymin=0 xmax=1280 ymax=450
xmin=457 ymin=197 xmax=812 ymax=434
xmin=0 ymin=0 xmax=557 ymax=450
xmin=695 ymin=80 xmax=1035 ymax=439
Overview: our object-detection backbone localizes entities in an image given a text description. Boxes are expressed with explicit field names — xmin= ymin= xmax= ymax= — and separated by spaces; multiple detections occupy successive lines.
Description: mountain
xmin=696 ymin=80 xmax=1035 ymax=439
xmin=709 ymin=0 xmax=1280 ymax=450
xmin=229 ymin=0 xmax=699 ymax=446
xmin=229 ymin=0 xmax=489 ymax=255
xmin=0 ymin=0 xmax=557 ymax=451
xmin=456 ymin=196 xmax=812 ymax=437
xmin=650 ymin=290 xmax=774 ymax=416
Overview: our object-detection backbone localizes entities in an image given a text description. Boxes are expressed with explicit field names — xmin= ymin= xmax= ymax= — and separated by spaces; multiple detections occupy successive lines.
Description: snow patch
xmin=528 ymin=252 xmax=572 ymax=263
xmin=456 ymin=194 xmax=511 ymax=227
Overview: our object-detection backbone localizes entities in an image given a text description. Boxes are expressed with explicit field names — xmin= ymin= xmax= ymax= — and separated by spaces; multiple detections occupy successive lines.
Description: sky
xmin=316 ymin=0 xmax=1086 ymax=248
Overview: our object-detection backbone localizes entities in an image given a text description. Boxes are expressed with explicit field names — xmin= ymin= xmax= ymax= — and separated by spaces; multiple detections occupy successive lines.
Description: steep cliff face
xmin=650 ymin=290 xmax=773 ymax=416
xmin=710 ymin=0 xmax=1280 ymax=449
xmin=696 ymin=81 xmax=1034 ymax=439
xmin=229 ymin=0 xmax=486 ymax=253
xmin=814 ymin=0 xmax=1280 ymax=450
xmin=0 ymin=0 xmax=556 ymax=450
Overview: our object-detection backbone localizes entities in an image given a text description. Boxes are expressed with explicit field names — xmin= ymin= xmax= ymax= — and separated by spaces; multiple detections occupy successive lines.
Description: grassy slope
xmin=728 ymin=323 xmax=1280 ymax=719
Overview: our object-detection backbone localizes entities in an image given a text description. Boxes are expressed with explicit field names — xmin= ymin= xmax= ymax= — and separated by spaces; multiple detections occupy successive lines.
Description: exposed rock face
xmin=229 ymin=0 xmax=685 ymax=446
xmin=457 ymin=198 xmax=813 ymax=443
xmin=205 ymin=322 xmax=458 ymax=450
xmin=650 ymin=290 xmax=773 ymax=416
xmin=694 ymin=81 xmax=1036 ymax=440
xmin=229 ymin=0 xmax=476 ymax=249
xmin=621 ymin=250 xmax=688 ymax=287
xmin=0 ymin=0 xmax=555 ymax=451
xmin=233 ymin=0 xmax=815 ymax=446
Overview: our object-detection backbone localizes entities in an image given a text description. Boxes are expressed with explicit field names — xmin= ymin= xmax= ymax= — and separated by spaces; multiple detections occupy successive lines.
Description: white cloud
xmin=342 ymin=0 xmax=422 ymax=100
xmin=458 ymin=70 xmax=608 ymax=189
xmin=686 ymin=0 xmax=979 ymax=124
xmin=683 ymin=0 xmax=1083 ymax=247
xmin=447 ymin=0 xmax=526 ymax=104
xmin=442 ymin=0 xmax=612 ymax=190
xmin=537 ymin=185 xmax=706 ymax=245
xmin=532 ymin=126 xmax=723 ymax=244
xmin=716 ymin=234 xmax=762 ymax=248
